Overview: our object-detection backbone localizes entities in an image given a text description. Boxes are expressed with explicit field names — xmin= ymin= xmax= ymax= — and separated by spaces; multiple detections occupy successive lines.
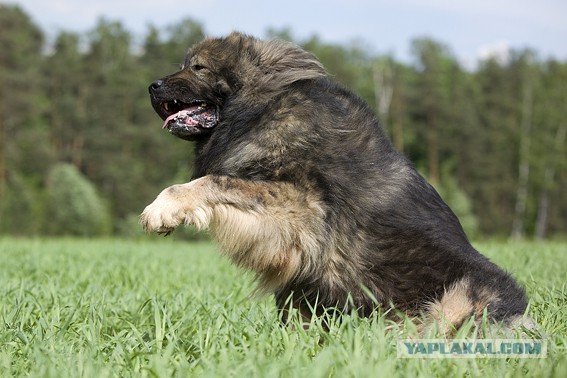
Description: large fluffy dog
xmin=141 ymin=32 xmax=529 ymax=332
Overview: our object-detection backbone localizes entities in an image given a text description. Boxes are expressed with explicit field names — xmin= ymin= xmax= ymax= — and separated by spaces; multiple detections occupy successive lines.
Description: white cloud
xmin=477 ymin=40 xmax=512 ymax=64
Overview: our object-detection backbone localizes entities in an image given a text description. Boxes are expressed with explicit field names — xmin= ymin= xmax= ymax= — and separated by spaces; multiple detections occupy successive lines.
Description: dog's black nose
xmin=149 ymin=79 xmax=164 ymax=93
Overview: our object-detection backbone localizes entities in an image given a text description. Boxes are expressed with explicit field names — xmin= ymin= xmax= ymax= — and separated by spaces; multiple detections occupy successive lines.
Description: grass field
xmin=1 ymin=237 xmax=566 ymax=377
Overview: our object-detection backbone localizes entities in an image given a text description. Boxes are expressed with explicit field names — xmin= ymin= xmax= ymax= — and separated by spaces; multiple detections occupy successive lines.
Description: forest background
xmin=1 ymin=4 xmax=566 ymax=240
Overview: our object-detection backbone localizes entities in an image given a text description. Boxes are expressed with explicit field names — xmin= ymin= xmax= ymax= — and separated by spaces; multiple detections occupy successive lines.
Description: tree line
xmin=1 ymin=4 xmax=565 ymax=239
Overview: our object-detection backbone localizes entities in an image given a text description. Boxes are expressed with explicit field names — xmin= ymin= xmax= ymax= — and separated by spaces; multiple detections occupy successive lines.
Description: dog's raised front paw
xmin=140 ymin=182 xmax=212 ymax=234
xmin=140 ymin=193 xmax=186 ymax=235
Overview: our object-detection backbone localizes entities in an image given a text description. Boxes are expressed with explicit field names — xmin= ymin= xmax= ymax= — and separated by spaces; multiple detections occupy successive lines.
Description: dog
xmin=140 ymin=32 xmax=529 ymax=333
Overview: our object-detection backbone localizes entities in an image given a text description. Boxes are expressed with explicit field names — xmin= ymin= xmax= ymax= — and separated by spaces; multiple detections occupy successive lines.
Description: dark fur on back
xmin=142 ymin=32 xmax=529 ymax=332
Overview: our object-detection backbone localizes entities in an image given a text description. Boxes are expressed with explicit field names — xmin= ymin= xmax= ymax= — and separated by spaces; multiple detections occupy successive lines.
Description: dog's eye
xmin=191 ymin=64 xmax=207 ymax=71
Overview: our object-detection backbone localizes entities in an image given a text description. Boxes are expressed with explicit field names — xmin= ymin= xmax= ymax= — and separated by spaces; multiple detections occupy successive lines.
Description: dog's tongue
xmin=162 ymin=106 xmax=200 ymax=129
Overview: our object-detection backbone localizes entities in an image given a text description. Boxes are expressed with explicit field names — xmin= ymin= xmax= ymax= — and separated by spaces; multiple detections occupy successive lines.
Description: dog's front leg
xmin=140 ymin=175 xmax=323 ymax=234
xmin=140 ymin=175 xmax=325 ymax=289
xmin=140 ymin=177 xmax=216 ymax=234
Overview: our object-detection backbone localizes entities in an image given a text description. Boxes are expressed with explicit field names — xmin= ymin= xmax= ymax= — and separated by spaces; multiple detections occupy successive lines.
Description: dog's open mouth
xmin=159 ymin=100 xmax=219 ymax=135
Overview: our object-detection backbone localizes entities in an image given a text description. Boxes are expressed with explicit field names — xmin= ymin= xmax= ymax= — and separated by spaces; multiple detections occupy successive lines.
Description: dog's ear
xmin=255 ymin=38 xmax=326 ymax=87
xmin=226 ymin=31 xmax=252 ymax=44
xmin=211 ymin=32 xmax=327 ymax=101
xmin=215 ymin=78 xmax=233 ymax=97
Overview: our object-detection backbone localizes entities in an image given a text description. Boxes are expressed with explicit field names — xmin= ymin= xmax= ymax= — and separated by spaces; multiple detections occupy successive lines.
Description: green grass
xmin=1 ymin=238 xmax=566 ymax=377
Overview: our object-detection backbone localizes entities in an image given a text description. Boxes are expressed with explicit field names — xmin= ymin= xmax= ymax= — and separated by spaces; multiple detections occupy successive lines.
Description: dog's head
xmin=148 ymin=34 xmax=238 ymax=141
xmin=149 ymin=32 xmax=326 ymax=141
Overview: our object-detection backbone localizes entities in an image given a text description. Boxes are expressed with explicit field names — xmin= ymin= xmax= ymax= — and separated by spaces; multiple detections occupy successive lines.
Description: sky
xmin=5 ymin=0 xmax=567 ymax=66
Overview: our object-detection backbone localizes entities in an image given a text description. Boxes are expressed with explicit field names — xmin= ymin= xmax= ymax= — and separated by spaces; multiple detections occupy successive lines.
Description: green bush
xmin=0 ymin=173 xmax=43 ymax=235
xmin=45 ymin=163 xmax=111 ymax=236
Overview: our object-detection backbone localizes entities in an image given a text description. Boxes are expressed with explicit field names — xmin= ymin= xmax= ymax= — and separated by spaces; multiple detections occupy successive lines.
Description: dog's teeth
xmin=163 ymin=103 xmax=169 ymax=111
